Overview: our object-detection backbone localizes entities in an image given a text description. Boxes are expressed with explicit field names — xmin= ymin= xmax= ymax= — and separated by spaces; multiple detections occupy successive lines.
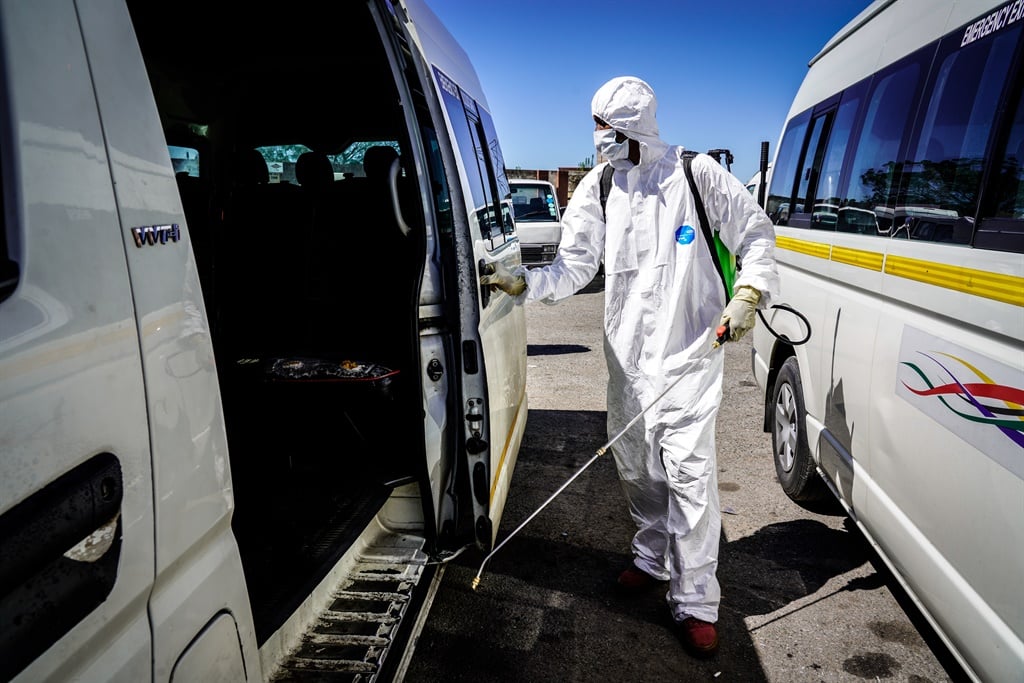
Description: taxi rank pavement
xmin=404 ymin=288 xmax=968 ymax=683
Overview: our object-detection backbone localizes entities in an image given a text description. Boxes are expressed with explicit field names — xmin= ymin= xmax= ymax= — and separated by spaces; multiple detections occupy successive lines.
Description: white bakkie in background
xmin=510 ymin=178 xmax=563 ymax=267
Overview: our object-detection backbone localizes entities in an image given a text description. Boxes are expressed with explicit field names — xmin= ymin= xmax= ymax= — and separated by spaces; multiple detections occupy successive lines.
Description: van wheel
xmin=771 ymin=356 xmax=828 ymax=504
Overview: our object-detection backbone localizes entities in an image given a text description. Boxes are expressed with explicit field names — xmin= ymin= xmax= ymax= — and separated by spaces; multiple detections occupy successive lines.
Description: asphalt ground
xmin=404 ymin=288 xmax=968 ymax=683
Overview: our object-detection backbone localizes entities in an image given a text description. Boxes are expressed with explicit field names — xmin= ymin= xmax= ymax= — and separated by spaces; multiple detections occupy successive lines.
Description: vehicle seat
xmin=236 ymin=147 xmax=270 ymax=185
xmin=299 ymin=145 xmax=414 ymax=366
xmin=363 ymin=145 xmax=398 ymax=180
xmin=217 ymin=148 xmax=306 ymax=356
xmin=296 ymin=151 xmax=335 ymax=195
xmin=527 ymin=197 xmax=547 ymax=216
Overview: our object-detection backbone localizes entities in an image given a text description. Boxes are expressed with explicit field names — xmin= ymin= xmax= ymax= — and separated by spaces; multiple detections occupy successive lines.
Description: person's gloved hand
xmin=480 ymin=261 xmax=527 ymax=296
xmin=718 ymin=285 xmax=761 ymax=342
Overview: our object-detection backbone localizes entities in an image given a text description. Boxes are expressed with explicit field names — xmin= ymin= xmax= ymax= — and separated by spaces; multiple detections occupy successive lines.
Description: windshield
xmin=253 ymin=140 xmax=401 ymax=183
xmin=511 ymin=183 xmax=559 ymax=222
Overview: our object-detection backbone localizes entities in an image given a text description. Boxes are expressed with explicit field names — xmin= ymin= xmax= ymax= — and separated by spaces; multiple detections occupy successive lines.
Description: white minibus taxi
xmin=0 ymin=0 xmax=527 ymax=680
xmin=752 ymin=1 xmax=1023 ymax=680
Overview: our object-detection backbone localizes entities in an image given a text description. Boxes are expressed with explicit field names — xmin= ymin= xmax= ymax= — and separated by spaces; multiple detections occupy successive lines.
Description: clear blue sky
xmin=426 ymin=0 xmax=873 ymax=183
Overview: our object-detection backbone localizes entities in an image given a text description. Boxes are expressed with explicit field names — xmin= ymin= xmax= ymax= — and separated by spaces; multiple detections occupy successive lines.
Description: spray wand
xmin=471 ymin=357 xmax=697 ymax=590
xmin=469 ymin=315 xmax=794 ymax=590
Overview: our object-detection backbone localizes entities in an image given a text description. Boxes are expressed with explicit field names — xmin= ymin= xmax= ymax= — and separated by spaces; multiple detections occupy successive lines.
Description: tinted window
xmin=896 ymin=25 xmax=1020 ymax=245
xmin=463 ymin=103 xmax=504 ymax=246
xmin=168 ymin=145 xmax=200 ymax=178
xmin=791 ymin=110 xmax=833 ymax=230
xmin=767 ymin=110 xmax=809 ymax=225
xmin=435 ymin=66 xmax=508 ymax=249
xmin=977 ymin=61 xmax=1024 ymax=253
xmin=422 ymin=127 xmax=453 ymax=235
xmin=254 ymin=144 xmax=306 ymax=184
xmin=993 ymin=85 xmax=1024 ymax=219
xmin=842 ymin=56 xmax=925 ymax=235
xmin=437 ymin=75 xmax=485 ymax=208
xmin=478 ymin=107 xmax=514 ymax=238
xmin=817 ymin=83 xmax=871 ymax=233
xmin=334 ymin=140 xmax=401 ymax=179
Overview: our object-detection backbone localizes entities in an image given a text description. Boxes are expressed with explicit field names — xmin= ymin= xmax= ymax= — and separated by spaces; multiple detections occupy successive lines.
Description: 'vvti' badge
xmin=130 ymin=224 xmax=180 ymax=248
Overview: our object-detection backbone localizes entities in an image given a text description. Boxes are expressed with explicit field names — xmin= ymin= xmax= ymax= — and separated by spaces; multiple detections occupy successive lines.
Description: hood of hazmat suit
xmin=521 ymin=76 xmax=779 ymax=624
xmin=590 ymin=76 xmax=668 ymax=170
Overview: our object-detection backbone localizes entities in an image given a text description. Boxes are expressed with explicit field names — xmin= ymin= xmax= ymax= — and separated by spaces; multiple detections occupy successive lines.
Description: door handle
xmin=0 ymin=452 xmax=124 ymax=681
xmin=478 ymin=260 xmax=493 ymax=307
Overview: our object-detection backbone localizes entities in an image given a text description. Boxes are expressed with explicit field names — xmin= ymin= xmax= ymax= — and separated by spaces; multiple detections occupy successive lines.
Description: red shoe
xmin=616 ymin=565 xmax=664 ymax=594
xmin=678 ymin=617 xmax=719 ymax=657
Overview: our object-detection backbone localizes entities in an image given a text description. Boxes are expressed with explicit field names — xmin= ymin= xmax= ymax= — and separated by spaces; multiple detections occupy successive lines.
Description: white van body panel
xmin=75 ymin=1 xmax=261 ymax=678
xmin=0 ymin=2 xmax=155 ymax=681
xmin=755 ymin=1 xmax=1024 ymax=680
xmin=1 ymin=0 xmax=526 ymax=679
xmin=476 ymin=287 xmax=528 ymax=528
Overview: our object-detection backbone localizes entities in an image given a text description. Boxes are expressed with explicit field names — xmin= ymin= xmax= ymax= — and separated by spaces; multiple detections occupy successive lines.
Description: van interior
xmin=127 ymin=3 xmax=431 ymax=643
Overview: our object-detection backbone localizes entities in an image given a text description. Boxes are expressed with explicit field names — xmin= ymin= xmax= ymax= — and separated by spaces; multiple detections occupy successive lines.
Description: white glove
xmin=480 ymin=261 xmax=526 ymax=296
xmin=718 ymin=285 xmax=761 ymax=342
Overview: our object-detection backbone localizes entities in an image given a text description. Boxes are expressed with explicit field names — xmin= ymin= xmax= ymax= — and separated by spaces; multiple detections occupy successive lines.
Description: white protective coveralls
xmin=522 ymin=77 xmax=778 ymax=623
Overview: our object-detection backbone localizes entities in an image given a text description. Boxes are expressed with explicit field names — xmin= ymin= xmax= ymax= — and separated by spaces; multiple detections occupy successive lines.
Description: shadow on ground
xmin=404 ymin=408 xmax=885 ymax=682
xmin=527 ymin=344 xmax=592 ymax=356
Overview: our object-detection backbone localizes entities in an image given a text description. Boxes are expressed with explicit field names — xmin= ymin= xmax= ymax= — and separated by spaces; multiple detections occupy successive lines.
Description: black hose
xmin=757 ymin=303 xmax=811 ymax=345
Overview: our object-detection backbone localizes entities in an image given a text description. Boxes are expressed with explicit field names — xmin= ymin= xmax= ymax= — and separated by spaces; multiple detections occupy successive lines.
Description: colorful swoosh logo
xmin=901 ymin=351 xmax=1024 ymax=450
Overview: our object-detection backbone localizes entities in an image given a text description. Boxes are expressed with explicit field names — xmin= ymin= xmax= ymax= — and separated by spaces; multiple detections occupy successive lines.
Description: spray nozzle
xmin=712 ymin=322 xmax=730 ymax=349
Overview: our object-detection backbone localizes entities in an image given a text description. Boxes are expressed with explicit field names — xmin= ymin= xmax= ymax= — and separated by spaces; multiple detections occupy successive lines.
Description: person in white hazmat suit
xmin=482 ymin=76 xmax=779 ymax=657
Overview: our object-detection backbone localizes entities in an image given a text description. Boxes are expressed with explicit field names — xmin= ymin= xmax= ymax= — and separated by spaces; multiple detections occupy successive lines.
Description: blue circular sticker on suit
xmin=675 ymin=225 xmax=695 ymax=245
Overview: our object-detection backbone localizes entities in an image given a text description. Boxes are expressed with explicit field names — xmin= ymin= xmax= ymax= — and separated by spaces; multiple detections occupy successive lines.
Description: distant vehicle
xmin=510 ymin=178 xmax=562 ymax=266
xmin=753 ymin=1 xmax=1023 ymax=681
xmin=810 ymin=202 xmax=839 ymax=228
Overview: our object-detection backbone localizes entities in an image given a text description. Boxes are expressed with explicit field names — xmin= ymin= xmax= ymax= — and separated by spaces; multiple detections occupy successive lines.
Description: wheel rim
xmin=774 ymin=383 xmax=798 ymax=473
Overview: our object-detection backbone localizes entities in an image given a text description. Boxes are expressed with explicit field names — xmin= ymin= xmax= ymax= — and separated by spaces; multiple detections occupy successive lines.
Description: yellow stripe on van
xmin=831 ymin=245 xmax=885 ymax=271
xmin=884 ymin=255 xmax=1024 ymax=306
xmin=776 ymin=235 xmax=831 ymax=259
xmin=490 ymin=386 xmax=527 ymax=501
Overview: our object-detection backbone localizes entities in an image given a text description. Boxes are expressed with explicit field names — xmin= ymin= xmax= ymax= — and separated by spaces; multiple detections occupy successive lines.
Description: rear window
xmin=252 ymin=140 xmax=401 ymax=184
xmin=169 ymin=145 xmax=201 ymax=178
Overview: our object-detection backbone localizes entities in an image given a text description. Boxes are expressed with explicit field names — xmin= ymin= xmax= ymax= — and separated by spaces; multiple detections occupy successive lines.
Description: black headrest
xmin=296 ymin=152 xmax=334 ymax=190
xmin=364 ymin=145 xmax=399 ymax=180
xmin=235 ymin=148 xmax=269 ymax=185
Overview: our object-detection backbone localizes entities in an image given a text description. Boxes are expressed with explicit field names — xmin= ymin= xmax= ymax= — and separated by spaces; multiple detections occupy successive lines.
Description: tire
xmin=771 ymin=356 xmax=829 ymax=504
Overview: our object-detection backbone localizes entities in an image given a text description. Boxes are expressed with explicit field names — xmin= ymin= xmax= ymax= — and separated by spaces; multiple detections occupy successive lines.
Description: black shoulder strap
xmin=682 ymin=153 xmax=729 ymax=301
xmin=599 ymin=163 xmax=614 ymax=219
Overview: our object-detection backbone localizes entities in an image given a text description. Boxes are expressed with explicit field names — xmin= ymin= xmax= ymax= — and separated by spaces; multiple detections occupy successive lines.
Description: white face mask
xmin=594 ymin=128 xmax=631 ymax=162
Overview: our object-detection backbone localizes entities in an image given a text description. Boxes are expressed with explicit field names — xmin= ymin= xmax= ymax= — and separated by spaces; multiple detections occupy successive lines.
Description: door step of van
xmin=263 ymin=512 xmax=443 ymax=682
